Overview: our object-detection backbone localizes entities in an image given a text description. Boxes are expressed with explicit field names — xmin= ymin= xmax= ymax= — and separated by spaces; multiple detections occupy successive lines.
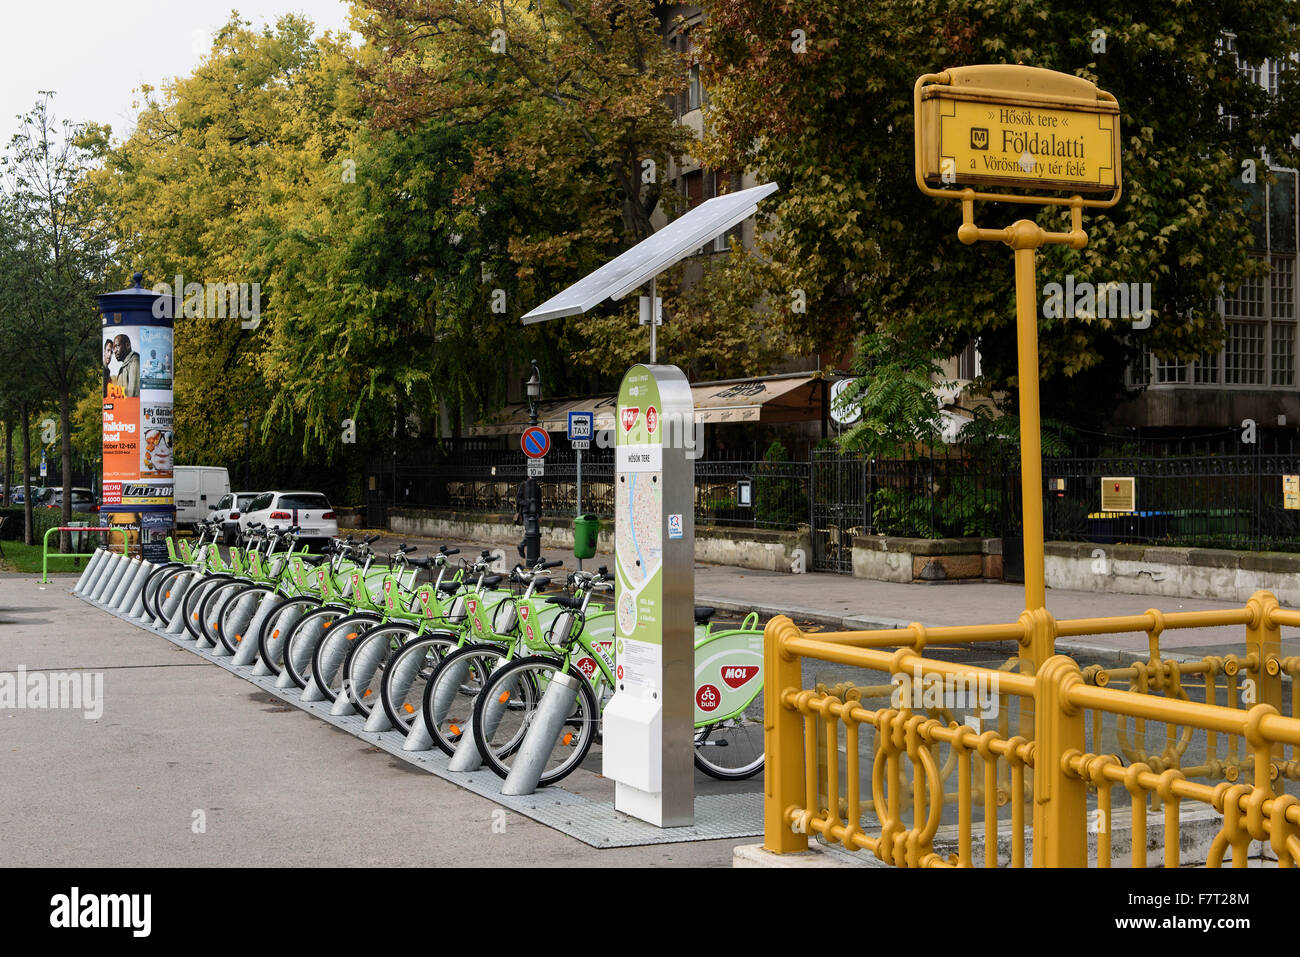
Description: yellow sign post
xmin=915 ymin=65 xmax=1122 ymax=623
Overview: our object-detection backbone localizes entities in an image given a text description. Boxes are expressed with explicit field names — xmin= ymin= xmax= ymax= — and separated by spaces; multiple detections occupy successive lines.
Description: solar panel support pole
xmin=649 ymin=275 xmax=657 ymax=363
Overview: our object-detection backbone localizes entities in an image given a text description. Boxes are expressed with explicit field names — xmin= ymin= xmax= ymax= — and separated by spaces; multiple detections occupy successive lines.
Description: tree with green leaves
xmin=696 ymin=0 xmax=1300 ymax=423
xmin=0 ymin=95 xmax=111 ymax=545
xmin=359 ymin=0 xmax=702 ymax=382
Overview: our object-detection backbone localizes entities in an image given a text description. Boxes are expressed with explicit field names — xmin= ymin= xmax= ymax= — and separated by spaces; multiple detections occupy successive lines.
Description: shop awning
xmin=466 ymin=373 xmax=826 ymax=437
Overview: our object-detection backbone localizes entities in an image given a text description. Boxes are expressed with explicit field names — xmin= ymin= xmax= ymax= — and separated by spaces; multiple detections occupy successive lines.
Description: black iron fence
xmin=372 ymin=446 xmax=1300 ymax=560
xmin=384 ymin=452 xmax=811 ymax=530
xmin=1043 ymin=454 xmax=1300 ymax=552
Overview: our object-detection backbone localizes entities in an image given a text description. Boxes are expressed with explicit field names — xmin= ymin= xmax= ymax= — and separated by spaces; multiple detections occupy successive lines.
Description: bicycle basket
xmin=492 ymin=599 xmax=518 ymax=635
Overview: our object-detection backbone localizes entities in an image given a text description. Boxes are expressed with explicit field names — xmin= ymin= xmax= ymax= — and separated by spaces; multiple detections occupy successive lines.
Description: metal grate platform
xmin=80 ymin=593 xmax=762 ymax=848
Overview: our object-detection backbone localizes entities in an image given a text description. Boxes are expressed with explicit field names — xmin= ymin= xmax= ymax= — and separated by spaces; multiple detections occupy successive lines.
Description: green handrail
xmin=41 ymin=525 xmax=123 ymax=583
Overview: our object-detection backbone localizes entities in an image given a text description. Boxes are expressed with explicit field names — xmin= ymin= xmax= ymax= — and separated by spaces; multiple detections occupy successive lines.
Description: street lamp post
xmin=243 ymin=415 xmax=250 ymax=489
xmin=521 ymin=360 xmax=543 ymax=564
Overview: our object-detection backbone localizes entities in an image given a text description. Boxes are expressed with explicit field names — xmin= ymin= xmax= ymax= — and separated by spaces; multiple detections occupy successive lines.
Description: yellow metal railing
xmin=764 ymin=590 xmax=1300 ymax=867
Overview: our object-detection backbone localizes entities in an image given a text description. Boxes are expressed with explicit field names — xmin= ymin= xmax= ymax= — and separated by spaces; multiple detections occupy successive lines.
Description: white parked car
xmin=211 ymin=491 xmax=263 ymax=545
xmin=239 ymin=491 xmax=339 ymax=549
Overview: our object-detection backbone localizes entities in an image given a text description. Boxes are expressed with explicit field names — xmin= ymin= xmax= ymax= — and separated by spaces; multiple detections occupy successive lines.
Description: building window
xmin=1272 ymin=256 xmax=1297 ymax=384
xmin=1192 ymin=353 xmax=1220 ymax=384
xmin=957 ymin=341 xmax=982 ymax=380
xmin=1224 ymin=272 xmax=1265 ymax=319
xmin=1225 ymin=319 xmax=1266 ymax=385
xmin=688 ymin=63 xmax=702 ymax=112
xmin=680 ymin=169 xmax=741 ymax=252
xmin=1155 ymin=355 xmax=1187 ymax=384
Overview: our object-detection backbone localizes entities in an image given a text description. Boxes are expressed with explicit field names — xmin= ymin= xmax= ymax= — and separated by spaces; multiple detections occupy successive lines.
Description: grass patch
xmin=0 ymin=540 xmax=97 ymax=575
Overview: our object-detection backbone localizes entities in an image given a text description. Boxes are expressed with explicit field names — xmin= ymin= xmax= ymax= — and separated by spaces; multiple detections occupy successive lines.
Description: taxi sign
xmin=918 ymin=65 xmax=1120 ymax=195
xmin=521 ymin=426 xmax=551 ymax=459
xmin=568 ymin=410 xmax=594 ymax=450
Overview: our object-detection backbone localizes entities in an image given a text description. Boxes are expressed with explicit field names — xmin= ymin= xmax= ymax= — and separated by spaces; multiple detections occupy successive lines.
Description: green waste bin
xmin=574 ymin=513 xmax=600 ymax=560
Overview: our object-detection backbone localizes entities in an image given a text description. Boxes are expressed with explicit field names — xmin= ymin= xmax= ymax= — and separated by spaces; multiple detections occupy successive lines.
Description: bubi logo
xmin=696 ymin=684 xmax=720 ymax=712
xmin=577 ymin=657 xmax=598 ymax=678
xmin=721 ymin=666 xmax=759 ymax=689
xmin=645 ymin=406 xmax=658 ymax=434
xmin=621 ymin=407 xmax=640 ymax=433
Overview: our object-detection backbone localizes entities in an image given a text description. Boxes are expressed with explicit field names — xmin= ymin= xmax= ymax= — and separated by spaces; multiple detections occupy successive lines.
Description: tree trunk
xmin=20 ymin=401 xmax=33 ymax=545
xmin=60 ymin=389 xmax=73 ymax=552
xmin=3 ymin=418 xmax=12 ymax=506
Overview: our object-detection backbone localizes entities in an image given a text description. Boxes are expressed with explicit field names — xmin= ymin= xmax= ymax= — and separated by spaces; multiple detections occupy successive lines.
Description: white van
xmin=174 ymin=466 xmax=231 ymax=528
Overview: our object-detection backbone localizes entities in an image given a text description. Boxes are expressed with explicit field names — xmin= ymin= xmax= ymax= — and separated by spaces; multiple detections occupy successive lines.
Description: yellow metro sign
xmin=918 ymin=65 xmax=1121 ymax=194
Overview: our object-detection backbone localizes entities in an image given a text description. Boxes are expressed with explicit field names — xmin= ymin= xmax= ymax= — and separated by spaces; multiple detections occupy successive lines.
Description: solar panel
xmin=521 ymin=182 xmax=779 ymax=325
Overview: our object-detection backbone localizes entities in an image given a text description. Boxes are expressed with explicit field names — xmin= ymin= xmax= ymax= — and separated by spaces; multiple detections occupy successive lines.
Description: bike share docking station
xmin=67 ymin=185 xmax=781 ymax=845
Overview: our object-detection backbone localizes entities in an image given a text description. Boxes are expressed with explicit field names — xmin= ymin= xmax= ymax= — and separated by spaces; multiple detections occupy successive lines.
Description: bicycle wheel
xmin=421 ymin=643 xmax=508 ymax=756
xmin=282 ymin=604 xmax=349 ymax=689
xmin=140 ymin=562 xmax=184 ymax=620
xmin=183 ymin=574 xmax=234 ymax=640
xmin=215 ymin=584 xmax=275 ymax=655
xmin=342 ymin=623 xmax=416 ymax=716
xmin=382 ymin=632 xmax=465 ymax=737
xmin=473 ymin=656 xmax=598 ymax=786
xmin=693 ymin=686 xmax=765 ymax=780
xmin=256 ymin=595 xmax=321 ymax=675
xmin=199 ymin=578 xmax=253 ymax=648
xmin=310 ymin=611 xmax=383 ymax=700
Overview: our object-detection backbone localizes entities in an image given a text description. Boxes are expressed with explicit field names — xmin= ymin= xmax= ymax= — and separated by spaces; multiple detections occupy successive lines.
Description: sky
xmin=0 ymin=0 xmax=358 ymax=144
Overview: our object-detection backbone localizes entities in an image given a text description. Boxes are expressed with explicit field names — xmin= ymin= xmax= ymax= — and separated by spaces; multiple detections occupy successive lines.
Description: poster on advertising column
xmin=99 ymin=275 xmax=176 ymax=541
xmin=101 ymin=324 xmax=174 ymax=508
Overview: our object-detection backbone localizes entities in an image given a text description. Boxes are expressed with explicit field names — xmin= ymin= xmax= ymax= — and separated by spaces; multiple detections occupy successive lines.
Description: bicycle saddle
xmin=481 ymin=575 xmax=504 ymax=589
xmin=545 ymin=595 xmax=581 ymax=609
xmin=694 ymin=606 xmax=716 ymax=625
xmin=437 ymin=580 xmax=460 ymax=594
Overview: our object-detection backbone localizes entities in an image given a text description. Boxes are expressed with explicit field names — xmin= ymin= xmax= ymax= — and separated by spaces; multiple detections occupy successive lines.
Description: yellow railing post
xmin=1248 ymin=590 xmax=1284 ymax=761
xmin=764 ymin=615 xmax=808 ymax=854
xmin=1032 ymin=654 xmax=1088 ymax=866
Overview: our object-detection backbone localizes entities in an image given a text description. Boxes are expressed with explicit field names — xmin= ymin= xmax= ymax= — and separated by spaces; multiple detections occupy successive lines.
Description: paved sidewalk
xmin=0 ymin=572 xmax=749 ymax=867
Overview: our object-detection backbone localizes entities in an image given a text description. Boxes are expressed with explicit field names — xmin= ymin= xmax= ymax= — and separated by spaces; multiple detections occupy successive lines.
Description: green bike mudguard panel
xmin=692 ymin=627 xmax=764 ymax=725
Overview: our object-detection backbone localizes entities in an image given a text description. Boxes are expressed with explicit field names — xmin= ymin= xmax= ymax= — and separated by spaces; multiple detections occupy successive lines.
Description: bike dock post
xmin=90 ymin=553 xmax=127 ymax=603
xmin=500 ymin=670 xmax=583 ymax=795
xmin=153 ymin=571 xmax=191 ymax=628
xmin=73 ymin=547 xmax=109 ymax=595
xmin=232 ymin=593 xmax=274 ymax=667
xmin=104 ymin=556 xmax=138 ymax=608
xmin=401 ymin=712 xmax=436 ymax=752
xmin=163 ymin=573 xmax=197 ymax=635
xmin=113 ymin=559 xmax=153 ymax=614
xmin=339 ymin=636 xmax=390 ymax=720
xmin=448 ymin=670 xmax=520 ymax=771
xmin=86 ymin=553 xmax=122 ymax=601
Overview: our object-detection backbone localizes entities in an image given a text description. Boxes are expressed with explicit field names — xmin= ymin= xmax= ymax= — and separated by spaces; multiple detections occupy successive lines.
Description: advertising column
xmin=98 ymin=273 xmax=176 ymax=561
